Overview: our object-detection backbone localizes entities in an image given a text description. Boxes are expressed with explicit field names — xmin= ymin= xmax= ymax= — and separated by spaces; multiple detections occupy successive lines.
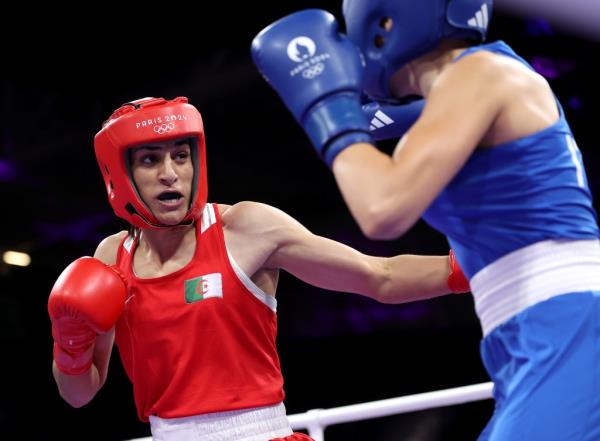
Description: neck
xmin=394 ymin=40 xmax=469 ymax=98
xmin=138 ymin=223 xmax=196 ymax=264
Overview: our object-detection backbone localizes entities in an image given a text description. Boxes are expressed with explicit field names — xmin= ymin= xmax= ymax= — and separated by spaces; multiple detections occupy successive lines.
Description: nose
xmin=158 ymin=156 xmax=178 ymax=185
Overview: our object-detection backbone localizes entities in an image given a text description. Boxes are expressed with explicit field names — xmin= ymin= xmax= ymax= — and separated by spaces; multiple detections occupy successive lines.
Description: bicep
xmin=267 ymin=224 xmax=383 ymax=295
xmin=229 ymin=202 xmax=382 ymax=294
xmin=393 ymin=59 xmax=501 ymax=201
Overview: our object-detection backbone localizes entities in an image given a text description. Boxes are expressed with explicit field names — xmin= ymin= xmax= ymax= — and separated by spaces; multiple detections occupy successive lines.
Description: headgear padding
xmin=94 ymin=97 xmax=207 ymax=229
xmin=343 ymin=0 xmax=493 ymax=101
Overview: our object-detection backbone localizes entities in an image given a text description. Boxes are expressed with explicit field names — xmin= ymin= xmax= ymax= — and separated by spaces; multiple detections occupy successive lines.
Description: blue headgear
xmin=343 ymin=0 xmax=493 ymax=101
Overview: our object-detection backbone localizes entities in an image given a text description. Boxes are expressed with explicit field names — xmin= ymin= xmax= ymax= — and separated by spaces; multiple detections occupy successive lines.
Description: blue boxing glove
xmin=363 ymin=99 xmax=424 ymax=141
xmin=252 ymin=9 xmax=373 ymax=167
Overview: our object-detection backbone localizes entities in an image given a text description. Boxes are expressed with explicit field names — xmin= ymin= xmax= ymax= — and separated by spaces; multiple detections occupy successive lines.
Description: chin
xmin=156 ymin=212 xmax=188 ymax=227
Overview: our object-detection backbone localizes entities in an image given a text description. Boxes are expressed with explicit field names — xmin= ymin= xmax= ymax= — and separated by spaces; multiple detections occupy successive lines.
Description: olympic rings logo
xmin=302 ymin=62 xmax=324 ymax=79
xmin=153 ymin=122 xmax=176 ymax=134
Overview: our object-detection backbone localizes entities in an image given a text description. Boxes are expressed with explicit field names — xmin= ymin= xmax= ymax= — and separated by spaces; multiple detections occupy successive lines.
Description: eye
xmin=174 ymin=150 xmax=191 ymax=162
xmin=139 ymin=153 xmax=159 ymax=165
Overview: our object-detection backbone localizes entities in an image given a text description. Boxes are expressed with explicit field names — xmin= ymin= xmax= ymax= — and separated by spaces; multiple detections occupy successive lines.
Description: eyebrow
xmin=174 ymin=139 xmax=192 ymax=146
xmin=134 ymin=146 xmax=162 ymax=152
xmin=135 ymin=138 xmax=191 ymax=151
xmin=134 ymin=140 xmax=191 ymax=152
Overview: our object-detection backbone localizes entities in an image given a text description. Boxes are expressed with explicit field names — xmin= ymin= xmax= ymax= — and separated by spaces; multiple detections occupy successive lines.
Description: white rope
xmin=288 ymin=382 xmax=493 ymax=441
xmin=126 ymin=381 xmax=493 ymax=440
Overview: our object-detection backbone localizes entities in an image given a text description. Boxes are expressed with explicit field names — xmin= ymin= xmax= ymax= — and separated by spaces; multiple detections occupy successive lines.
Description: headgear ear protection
xmin=94 ymin=97 xmax=207 ymax=229
xmin=343 ymin=0 xmax=493 ymax=101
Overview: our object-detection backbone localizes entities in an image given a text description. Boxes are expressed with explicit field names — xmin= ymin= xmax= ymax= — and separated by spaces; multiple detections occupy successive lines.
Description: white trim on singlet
xmin=149 ymin=402 xmax=292 ymax=441
xmin=200 ymin=203 xmax=277 ymax=312
xmin=201 ymin=203 xmax=218 ymax=233
xmin=471 ymin=239 xmax=600 ymax=337
xmin=123 ymin=235 xmax=135 ymax=253
xmin=226 ymin=248 xmax=277 ymax=312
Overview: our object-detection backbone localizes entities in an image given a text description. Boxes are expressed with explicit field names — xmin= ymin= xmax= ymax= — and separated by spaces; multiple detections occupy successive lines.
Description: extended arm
xmin=224 ymin=202 xmax=467 ymax=303
xmin=271 ymin=237 xmax=459 ymax=303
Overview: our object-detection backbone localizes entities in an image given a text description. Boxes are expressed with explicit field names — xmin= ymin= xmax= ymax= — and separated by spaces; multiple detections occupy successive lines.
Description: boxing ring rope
xmin=128 ymin=381 xmax=493 ymax=441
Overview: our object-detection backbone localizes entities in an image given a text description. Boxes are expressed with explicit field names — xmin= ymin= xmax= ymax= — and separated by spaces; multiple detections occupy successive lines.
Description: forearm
xmin=275 ymin=239 xmax=452 ymax=303
xmin=332 ymin=143 xmax=420 ymax=239
xmin=52 ymin=362 xmax=101 ymax=408
xmin=51 ymin=329 xmax=114 ymax=408
xmin=371 ymin=255 xmax=452 ymax=304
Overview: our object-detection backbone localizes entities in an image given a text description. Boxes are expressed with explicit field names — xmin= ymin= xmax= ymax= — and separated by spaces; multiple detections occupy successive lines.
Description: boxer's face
xmin=130 ymin=138 xmax=194 ymax=226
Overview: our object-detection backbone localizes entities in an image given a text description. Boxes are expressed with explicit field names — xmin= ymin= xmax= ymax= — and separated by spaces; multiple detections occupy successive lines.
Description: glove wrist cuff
xmin=53 ymin=341 xmax=94 ymax=376
xmin=324 ymin=132 xmax=374 ymax=168
xmin=303 ymin=92 xmax=371 ymax=161
xmin=447 ymin=250 xmax=470 ymax=294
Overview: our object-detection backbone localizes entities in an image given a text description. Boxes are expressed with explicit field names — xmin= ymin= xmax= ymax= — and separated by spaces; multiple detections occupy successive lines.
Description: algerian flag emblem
xmin=184 ymin=273 xmax=223 ymax=303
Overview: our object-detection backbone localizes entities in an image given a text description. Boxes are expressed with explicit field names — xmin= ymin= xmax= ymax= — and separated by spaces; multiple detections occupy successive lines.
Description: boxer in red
xmin=48 ymin=97 xmax=468 ymax=441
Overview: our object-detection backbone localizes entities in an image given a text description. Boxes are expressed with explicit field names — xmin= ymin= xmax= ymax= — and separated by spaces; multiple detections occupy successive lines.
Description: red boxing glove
xmin=447 ymin=250 xmax=470 ymax=294
xmin=48 ymin=257 xmax=127 ymax=375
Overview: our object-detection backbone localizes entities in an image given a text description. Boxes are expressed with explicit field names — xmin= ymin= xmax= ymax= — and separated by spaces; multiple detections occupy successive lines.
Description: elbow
xmin=56 ymin=379 xmax=99 ymax=408
xmin=69 ymin=400 xmax=90 ymax=409
xmin=52 ymin=361 xmax=102 ymax=408
xmin=358 ymin=204 xmax=412 ymax=240
xmin=60 ymin=391 xmax=94 ymax=409
xmin=371 ymin=291 xmax=397 ymax=304
xmin=361 ymin=223 xmax=401 ymax=241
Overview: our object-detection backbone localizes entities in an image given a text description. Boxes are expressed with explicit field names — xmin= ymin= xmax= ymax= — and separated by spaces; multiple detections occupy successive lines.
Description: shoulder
xmin=442 ymin=50 xmax=503 ymax=88
xmin=93 ymin=231 xmax=128 ymax=265
xmin=220 ymin=201 xmax=282 ymax=228
xmin=444 ymin=48 xmax=536 ymax=97
xmin=425 ymin=49 xmax=513 ymax=119
xmin=219 ymin=201 xmax=307 ymax=237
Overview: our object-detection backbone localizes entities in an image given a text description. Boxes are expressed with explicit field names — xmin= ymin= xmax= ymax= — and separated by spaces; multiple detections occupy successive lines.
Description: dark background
xmin=1 ymin=2 xmax=598 ymax=440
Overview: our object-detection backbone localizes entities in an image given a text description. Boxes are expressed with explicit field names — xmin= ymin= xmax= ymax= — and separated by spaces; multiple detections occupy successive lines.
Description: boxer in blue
xmin=252 ymin=1 xmax=600 ymax=440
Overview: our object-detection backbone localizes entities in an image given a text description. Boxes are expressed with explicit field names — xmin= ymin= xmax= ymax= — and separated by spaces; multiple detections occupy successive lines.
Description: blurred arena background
xmin=1 ymin=1 xmax=598 ymax=439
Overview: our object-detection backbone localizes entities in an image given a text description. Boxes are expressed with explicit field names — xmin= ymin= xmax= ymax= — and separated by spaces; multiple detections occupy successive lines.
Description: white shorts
xmin=149 ymin=402 xmax=293 ymax=441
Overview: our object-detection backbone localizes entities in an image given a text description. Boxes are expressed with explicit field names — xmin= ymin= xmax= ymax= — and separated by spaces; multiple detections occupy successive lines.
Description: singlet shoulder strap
xmin=115 ymin=230 xmax=138 ymax=273
xmin=200 ymin=203 xmax=218 ymax=234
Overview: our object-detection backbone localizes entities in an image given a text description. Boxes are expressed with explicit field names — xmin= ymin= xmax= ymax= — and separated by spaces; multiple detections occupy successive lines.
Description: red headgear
xmin=94 ymin=97 xmax=207 ymax=229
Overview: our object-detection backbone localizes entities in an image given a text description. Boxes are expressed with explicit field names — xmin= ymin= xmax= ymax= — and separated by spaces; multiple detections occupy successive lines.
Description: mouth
xmin=156 ymin=191 xmax=185 ymax=207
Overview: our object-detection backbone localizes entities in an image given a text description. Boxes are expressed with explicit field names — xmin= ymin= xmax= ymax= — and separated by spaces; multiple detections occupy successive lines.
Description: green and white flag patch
xmin=184 ymin=273 xmax=223 ymax=303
